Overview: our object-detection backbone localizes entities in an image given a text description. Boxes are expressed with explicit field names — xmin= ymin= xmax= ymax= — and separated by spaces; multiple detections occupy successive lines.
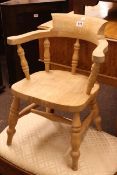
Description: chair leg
xmin=7 ymin=96 xmax=20 ymax=146
xmin=71 ymin=112 xmax=81 ymax=171
xmin=90 ymin=98 xmax=102 ymax=131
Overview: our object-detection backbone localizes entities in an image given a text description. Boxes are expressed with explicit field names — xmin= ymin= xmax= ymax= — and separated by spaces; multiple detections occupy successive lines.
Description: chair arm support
xmin=7 ymin=29 xmax=51 ymax=45
xmin=92 ymin=39 xmax=108 ymax=63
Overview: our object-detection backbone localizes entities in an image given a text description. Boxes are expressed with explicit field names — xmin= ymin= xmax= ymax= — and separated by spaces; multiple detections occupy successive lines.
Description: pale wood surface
xmin=86 ymin=63 xmax=100 ymax=94
xmin=19 ymin=103 xmax=38 ymax=117
xmin=7 ymin=13 xmax=107 ymax=45
xmin=38 ymin=9 xmax=117 ymax=87
xmin=71 ymin=112 xmax=81 ymax=170
xmin=71 ymin=39 xmax=80 ymax=74
xmin=44 ymin=38 xmax=50 ymax=72
xmin=51 ymin=13 xmax=107 ymax=44
xmin=17 ymin=44 xmax=30 ymax=80
xmin=11 ymin=70 xmax=99 ymax=112
xmin=6 ymin=13 xmax=108 ymax=171
xmin=31 ymin=109 xmax=72 ymax=125
xmin=7 ymin=97 xmax=20 ymax=146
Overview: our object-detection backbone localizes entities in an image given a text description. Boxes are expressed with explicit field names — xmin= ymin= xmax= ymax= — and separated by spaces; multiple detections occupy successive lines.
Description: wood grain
xmin=6 ymin=13 xmax=108 ymax=170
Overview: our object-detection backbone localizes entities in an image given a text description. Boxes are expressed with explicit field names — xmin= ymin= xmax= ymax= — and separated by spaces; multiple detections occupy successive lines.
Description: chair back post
xmin=17 ymin=44 xmax=30 ymax=80
xmin=44 ymin=38 xmax=50 ymax=72
xmin=71 ymin=39 xmax=80 ymax=74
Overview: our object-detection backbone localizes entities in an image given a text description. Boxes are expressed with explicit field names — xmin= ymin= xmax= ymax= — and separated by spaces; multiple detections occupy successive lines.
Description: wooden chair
xmin=6 ymin=13 xmax=108 ymax=171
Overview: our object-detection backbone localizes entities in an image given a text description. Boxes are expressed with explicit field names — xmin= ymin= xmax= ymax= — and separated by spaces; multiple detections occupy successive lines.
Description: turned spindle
xmin=17 ymin=44 xmax=30 ymax=79
xmin=71 ymin=39 xmax=80 ymax=74
xmin=7 ymin=97 xmax=20 ymax=145
xmin=44 ymin=38 xmax=50 ymax=72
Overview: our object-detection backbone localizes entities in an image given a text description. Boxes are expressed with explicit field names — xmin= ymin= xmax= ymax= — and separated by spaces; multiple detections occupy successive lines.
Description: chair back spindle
xmin=44 ymin=38 xmax=50 ymax=72
xmin=17 ymin=44 xmax=30 ymax=80
xmin=71 ymin=39 xmax=80 ymax=74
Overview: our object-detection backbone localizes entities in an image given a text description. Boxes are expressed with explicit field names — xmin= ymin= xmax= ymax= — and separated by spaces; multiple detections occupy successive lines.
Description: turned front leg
xmin=71 ymin=113 xmax=81 ymax=171
xmin=90 ymin=98 xmax=102 ymax=131
xmin=7 ymin=97 xmax=20 ymax=145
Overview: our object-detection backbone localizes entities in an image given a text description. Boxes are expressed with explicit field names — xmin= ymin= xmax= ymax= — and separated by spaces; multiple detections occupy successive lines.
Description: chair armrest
xmin=7 ymin=29 xmax=52 ymax=80
xmin=92 ymin=39 xmax=108 ymax=63
xmin=7 ymin=29 xmax=51 ymax=45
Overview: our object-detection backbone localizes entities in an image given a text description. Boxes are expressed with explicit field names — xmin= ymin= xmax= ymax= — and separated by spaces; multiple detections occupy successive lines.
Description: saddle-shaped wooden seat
xmin=12 ymin=70 xmax=99 ymax=112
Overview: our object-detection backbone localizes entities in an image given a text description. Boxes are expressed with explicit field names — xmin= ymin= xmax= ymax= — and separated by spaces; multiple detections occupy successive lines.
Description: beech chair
xmin=6 ymin=13 xmax=108 ymax=171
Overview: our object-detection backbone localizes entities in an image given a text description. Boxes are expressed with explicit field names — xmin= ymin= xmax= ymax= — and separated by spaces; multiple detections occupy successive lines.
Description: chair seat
xmin=0 ymin=113 xmax=117 ymax=175
xmin=12 ymin=70 xmax=99 ymax=112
